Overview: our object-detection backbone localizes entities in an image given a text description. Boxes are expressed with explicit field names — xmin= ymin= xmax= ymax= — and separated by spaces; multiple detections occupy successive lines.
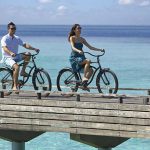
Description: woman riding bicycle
xmin=68 ymin=24 xmax=104 ymax=87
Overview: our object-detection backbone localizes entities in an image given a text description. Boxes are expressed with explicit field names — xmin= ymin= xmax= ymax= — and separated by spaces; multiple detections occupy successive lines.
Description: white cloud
xmin=56 ymin=5 xmax=67 ymax=15
xmin=57 ymin=5 xmax=67 ymax=11
xmin=139 ymin=0 xmax=150 ymax=6
xmin=118 ymin=0 xmax=134 ymax=5
xmin=118 ymin=0 xmax=150 ymax=6
xmin=38 ymin=0 xmax=52 ymax=4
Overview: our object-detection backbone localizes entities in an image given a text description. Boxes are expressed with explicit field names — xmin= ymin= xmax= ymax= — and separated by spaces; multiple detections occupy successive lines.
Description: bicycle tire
xmin=96 ymin=69 xmax=118 ymax=94
xmin=0 ymin=68 xmax=13 ymax=96
xmin=32 ymin=68 xmax=51 ymax=97
xmin=57 ymin=68 xmax=79 ymax=92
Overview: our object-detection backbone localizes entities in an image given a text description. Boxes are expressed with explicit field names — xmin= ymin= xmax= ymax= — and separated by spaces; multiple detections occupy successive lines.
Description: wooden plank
xmin=1 ymin=110 xmax=150 ymax=126
xmin=0 ymin=123 xmax=77 ymax=133
xmin=1 ymin=117 xmax=150 ymax=133
xmin=2 ymin=104 xmax=150 ymax=119
xmin=1 ymin=123 xmax=150 ymax=139
xmin=0 ymin=111 xmax=74 ymax=121
xmin=0 ymin=98 xmax=77 ymax=108
xmin=1 ymin=98 xmax=150 ymax=112
xmin=76 ymin=128 xmax=150 ymax=138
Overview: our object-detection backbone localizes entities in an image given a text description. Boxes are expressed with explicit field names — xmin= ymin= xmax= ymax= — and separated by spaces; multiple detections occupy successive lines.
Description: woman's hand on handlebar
xmin=34 ymin=48 xmax=40 ymax=53
xmin=99 ymin=49 xmax=105 ymax=52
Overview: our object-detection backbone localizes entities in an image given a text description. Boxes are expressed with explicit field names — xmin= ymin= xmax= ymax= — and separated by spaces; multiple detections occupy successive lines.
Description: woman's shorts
xmin=2 ymin=53 xmax=23 ymax=68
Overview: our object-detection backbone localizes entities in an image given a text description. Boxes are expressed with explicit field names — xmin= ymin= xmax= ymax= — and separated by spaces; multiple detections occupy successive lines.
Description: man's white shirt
xmin=1 ymin=34 xmax=24 ymax=59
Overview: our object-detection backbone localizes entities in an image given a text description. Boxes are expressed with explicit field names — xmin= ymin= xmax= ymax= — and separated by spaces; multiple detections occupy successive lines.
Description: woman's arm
xmin=82 ymin=38 xmax=104 ymax=52
xmin=70 ymin=36 xmax=83 ymax=54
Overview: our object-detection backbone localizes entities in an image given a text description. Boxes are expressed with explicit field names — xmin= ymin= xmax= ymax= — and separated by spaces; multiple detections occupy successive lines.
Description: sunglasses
xmin=9 ymin=27 xmax=16 ymax=30
xmin=77 ymin=27 xmax=82 ymax=30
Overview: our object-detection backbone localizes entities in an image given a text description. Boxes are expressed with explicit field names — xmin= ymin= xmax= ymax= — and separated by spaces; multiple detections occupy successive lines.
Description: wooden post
xmin=37 ymin=92 xmax=41 ymax=99
xmin=143 ymin=98 xmax=149 ymax=105
xmin=147 ymin=90 xmax=150 ymax=95
xmin=109 ymin=89 xmax=112 ymax=94
xmin=119 ymin=97 xmax=123 ymax=104
xmin=12 ymin=142 xmax=25 ymax=150
xmin=76 ymin=94 xmax=80 ymax=101
xmin=0 ymin=91 xmax=4 ymax=98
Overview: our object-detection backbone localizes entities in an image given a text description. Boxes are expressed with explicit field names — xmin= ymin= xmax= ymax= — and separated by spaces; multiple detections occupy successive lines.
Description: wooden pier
xmin=0 ymin=89 xmax=150 ymax=150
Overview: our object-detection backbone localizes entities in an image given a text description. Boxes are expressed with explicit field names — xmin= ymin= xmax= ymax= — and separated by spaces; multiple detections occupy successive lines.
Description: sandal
xmin=82 ymin=80 xmax=88 ymax=87
xmin=12 ymin=88 xmax=19 ymax=94
xmin=81 ymin=80 xmax=90 ymax=92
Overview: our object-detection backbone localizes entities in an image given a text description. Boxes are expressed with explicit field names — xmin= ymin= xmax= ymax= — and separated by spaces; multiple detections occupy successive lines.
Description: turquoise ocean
xmin=0 ymin=25 xmax=150 ymax=149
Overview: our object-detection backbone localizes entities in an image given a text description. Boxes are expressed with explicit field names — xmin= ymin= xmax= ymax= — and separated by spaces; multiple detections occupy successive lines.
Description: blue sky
xmin=0 ymin=0 xmax=150 ymax=25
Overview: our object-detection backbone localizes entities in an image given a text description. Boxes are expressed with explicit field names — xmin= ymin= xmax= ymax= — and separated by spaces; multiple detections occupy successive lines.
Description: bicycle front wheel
xmin=96 ymin=69 xmax=118 ymax=94
xmin=57 ymin=68 xmax=79 ymax=92
xmin=32 ymin=69 xmax=51 ymax=97
xmin=0 ymin=68 xmax=13 ymax=96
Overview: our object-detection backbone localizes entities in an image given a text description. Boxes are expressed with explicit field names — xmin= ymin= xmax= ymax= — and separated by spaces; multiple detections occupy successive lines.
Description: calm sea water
xmin=0 ymin=25 xmax=150 ymax=149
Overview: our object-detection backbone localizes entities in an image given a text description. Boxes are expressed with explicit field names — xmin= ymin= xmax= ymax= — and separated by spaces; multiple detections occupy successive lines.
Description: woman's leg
xmin=86 ymin=67 xmax=93 ymax=80
xmin=81 ymin=59 xmax=91 ymax=81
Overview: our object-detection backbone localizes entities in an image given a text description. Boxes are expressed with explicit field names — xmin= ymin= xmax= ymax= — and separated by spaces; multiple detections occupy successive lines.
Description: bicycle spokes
xmin=33 ymin=70 xmax=51 ymax=94
xmin=37 ymin=72 xmax=45 ymax=84
xmin=0 ymin=68 xmax=13 ymax=96
xmin=96 ymin=70 xmax=118 ymax=94
xmin=101 ymin=72 xmax=110 ymax=85
xmin=57 ymin=69 xmax=79 ymax=92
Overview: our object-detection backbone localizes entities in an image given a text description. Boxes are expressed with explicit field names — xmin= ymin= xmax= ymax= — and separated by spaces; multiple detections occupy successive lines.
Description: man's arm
xmin=23 ymin=43 xmax=39 ymax=52
xmin=2 ymin=46 xmax=16 ymax=56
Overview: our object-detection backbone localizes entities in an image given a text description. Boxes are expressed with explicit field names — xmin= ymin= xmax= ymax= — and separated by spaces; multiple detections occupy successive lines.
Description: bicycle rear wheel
xmin=57 ymin=68 xmax=79 ymax=92
xmin=96 ymin=69 xmax=118 ymax=94
xmin=0 ymin=68 xmax=13 ymax=96
xmin=32 ymin=69 xmax=51 ymax=97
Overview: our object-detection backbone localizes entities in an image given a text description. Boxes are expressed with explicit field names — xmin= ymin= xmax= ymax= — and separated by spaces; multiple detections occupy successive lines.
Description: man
xmin=1 ymin=22 xmax=39 ymax=92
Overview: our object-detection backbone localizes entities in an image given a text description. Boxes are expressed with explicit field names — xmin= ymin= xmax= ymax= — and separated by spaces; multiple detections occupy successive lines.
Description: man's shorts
xmin=3 ymin=54 xmax=23 ymax=68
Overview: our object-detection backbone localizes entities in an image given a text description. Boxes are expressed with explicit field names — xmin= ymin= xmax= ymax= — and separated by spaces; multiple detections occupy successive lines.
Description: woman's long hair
xmin=68 ymin=24 xmax=80 ymax=42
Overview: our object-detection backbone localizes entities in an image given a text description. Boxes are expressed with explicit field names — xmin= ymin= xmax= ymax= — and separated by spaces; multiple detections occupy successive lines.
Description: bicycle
xmin=57 ymin=50 xmax=118 ymax=94
xmin=0 ymin=51 xmax=52 ymax=96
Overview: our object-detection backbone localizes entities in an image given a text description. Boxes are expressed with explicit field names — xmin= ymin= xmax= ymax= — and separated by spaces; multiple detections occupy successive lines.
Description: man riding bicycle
xmin=1 ymin=22 xmax=39 ymax=92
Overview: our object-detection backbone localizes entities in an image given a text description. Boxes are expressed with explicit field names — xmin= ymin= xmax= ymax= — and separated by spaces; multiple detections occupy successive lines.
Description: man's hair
xmin=7 ymin=22 xmax=16 ymax=29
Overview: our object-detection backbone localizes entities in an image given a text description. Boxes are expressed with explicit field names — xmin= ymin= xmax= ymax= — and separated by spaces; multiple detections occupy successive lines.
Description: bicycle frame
xmin=76 ymin=51 xmax=105 ymax=85
xmin=18 ymin=53 xmax=38 ymax=85
xmin=2 ymin=52 xmax=40 ymax=88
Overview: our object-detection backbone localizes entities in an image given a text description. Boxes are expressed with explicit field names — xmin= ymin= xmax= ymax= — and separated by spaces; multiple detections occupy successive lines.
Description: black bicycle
xmin=0 ymin=51 xmax=51 ymax=96
xmin=57 ymin=50 xmax=118 ymax=94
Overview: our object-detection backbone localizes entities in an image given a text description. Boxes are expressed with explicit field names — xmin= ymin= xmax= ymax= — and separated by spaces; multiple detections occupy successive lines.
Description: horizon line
xmin=1 ymin=24 xmax=150 ymax=26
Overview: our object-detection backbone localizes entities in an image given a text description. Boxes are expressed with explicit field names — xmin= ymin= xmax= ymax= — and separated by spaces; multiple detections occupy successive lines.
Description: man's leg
xmin=20 ymin=53 xmax=31 ymax=76
xmin=12 ymin=63 xmax=20 ymax=90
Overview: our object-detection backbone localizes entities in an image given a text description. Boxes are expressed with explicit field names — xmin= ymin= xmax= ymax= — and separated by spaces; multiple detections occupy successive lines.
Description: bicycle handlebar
xmin=17 ymin=50 xmax=39 ymax=57
xmin=84 ymin=49 xmax=105 ymax=57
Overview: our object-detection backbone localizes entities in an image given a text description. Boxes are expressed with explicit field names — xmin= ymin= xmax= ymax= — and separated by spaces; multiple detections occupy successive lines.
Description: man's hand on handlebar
xmin=10 ymin=52 xmax=16 ymax=57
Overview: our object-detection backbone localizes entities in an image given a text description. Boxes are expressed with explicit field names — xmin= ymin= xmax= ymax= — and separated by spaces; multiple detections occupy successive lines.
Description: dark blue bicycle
xmin=0 ymin=51 xmax=51 ymax=96
xmin=57 ymin=50 xmax=118 ymax=94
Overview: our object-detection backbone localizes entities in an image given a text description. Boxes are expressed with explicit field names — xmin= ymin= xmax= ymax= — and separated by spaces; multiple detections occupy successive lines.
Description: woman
xmin=68 ymin=24 xmax=104 ymax=87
